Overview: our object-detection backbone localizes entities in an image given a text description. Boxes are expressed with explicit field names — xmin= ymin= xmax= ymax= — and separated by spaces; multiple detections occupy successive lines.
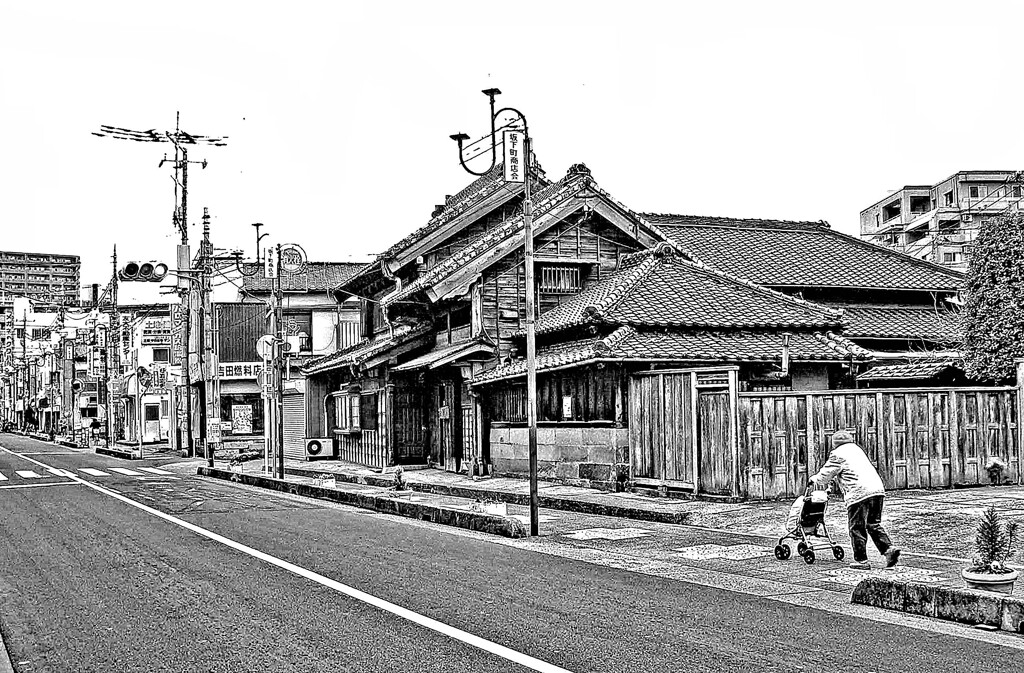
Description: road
xmin=0 ymin=433 xmax=1019 ymax=672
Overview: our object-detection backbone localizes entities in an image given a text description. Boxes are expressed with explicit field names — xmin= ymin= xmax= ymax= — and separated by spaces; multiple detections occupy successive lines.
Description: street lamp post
xmin=450 ymin=88 xmax=540 ymax=537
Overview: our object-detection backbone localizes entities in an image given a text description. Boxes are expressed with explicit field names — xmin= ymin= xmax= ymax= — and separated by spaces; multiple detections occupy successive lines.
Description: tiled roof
xmin=838 ymin=305 xmax=961 ymax=341
xmin=392 ymin=338 xmax=493 ymax=372
xmin=377 ymin=164 xmax=523 ymax=261
xmin=534 ymin=243 xmax=843 ymax=336
xmin=652 ymin=214 xmax=963 ymax=290
xmin=301 ymin=323 xmax=431 ymax=375
xmin=384 ymin=172 xmax=591 ymax=306
xmin=241 ymin=262 xmax=366 ymax=293
xmin=858 ymin=359 xmax=959 ymax=381
xmin=473 ymin=327 xmax=870 ymax=384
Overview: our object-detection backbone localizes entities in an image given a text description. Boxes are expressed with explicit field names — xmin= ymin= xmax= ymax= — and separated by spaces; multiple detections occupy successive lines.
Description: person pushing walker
xmin=809 ymin=430 xmax=901 ymax=570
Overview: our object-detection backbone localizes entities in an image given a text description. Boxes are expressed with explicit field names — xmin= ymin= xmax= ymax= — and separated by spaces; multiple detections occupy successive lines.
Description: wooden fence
xmin=738 ymin=387 xmax=1020 ymax=500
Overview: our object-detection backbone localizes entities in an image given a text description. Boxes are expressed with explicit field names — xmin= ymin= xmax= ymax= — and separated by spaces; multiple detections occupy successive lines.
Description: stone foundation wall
xmin=489 ymin=425 xmax=629 ymax=491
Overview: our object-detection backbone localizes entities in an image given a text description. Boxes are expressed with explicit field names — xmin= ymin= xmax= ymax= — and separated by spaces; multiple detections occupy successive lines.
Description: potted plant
xmin=389 ymin=466 xmax=413 ymax=497
xmin=962 ymin=505 xmax=1019 ymax=594
xmin=985 ymin=456 xmax=1008 ymax=486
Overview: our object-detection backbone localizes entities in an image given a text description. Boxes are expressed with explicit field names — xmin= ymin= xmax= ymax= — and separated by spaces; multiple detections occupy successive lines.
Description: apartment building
xmin=0 ymin=250 xmax=81 ymax=306
xmin=859 ymin=170 xmax=1023 ymax=271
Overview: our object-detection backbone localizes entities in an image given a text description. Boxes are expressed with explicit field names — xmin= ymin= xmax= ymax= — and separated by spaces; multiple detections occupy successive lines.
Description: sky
xmin=3 ymin=1 xmax=1024 ymax=293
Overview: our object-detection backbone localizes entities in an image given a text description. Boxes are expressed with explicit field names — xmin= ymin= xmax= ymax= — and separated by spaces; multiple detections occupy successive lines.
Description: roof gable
xmin=650 ymin=214 xmax=964 ymax=291
xmin=534 ymin=242 xmax=843 ymax=335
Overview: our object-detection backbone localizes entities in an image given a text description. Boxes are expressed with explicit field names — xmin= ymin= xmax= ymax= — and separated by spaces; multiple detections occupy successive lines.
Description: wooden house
xmin=302 ymin=163 xmax=666 ymax=471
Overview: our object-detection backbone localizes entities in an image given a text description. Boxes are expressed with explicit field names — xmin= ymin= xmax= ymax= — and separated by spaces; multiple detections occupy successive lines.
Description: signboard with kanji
xmin=141 ymin=317 xmax=172 ymax=346
xmin=503 ymin=130 xmax=525 ymax=183
xmin=231 ymin=405 xmax=253 ymax=434
xmin=218 ymin=361 xmax=264 ymax=380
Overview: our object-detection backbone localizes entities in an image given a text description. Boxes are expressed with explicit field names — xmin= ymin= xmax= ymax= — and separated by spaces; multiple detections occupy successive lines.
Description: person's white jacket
xmin=809 ymin=442 xmax=884 ymax=508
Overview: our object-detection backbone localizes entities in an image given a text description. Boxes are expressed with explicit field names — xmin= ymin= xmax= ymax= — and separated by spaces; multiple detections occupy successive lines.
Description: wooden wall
xmin=487 ymin=366 xmax=626 ymax=424
xmin=479 ymin=215 xmax=642 ymax=361
xmin=217 ymin=303 xmax=265 ymax=362
xmin=739 ymin=387 xmax=1020 ymax=499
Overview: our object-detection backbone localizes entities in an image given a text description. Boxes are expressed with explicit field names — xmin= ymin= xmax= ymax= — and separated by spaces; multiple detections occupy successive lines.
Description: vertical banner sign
xmin=503 ymin=130 xmax=525 ymax=183
xmin=170 ymin=304 xmax=185 ymax=366
xmin=265 ymin=248 xmax=278 ymax=279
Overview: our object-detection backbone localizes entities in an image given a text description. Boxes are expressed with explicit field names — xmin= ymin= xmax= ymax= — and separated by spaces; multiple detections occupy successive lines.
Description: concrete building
xmin=0 ymin=250 xmax=80 ymax=306
xmin=860 ymin=170 xmax=1024 ymax=271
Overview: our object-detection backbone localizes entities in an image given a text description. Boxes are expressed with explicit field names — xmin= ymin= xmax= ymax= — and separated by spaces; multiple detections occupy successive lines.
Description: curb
xmin=198 ymin=467 xmax=529 ymax=539
xmin=284 ymin=466 xmax=693 ymax=525
xmin=96 ymin=447 xmax=142 ymax=460
xmin=852 ymin=577 xmax=1024 ymax=632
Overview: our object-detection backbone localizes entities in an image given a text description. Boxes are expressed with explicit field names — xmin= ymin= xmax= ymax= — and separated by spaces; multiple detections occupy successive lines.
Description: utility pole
xmin=275 ymin=244 xmax=285 ymax=480
xmin=109 ymin=246 xmax=119 ymax=446
xmin=92 ymin=114 xmax=226 ymax=458
xmin=202 ymin=208 xmax=216 ymax=468
xmin=450 ymin=89 xmax=540 ymax=536
xmin=21 ymin=312 xmax=27 ymax=431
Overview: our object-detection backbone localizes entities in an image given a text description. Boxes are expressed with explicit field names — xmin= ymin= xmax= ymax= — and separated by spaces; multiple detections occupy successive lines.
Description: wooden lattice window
xmin=539 ymin=265 xmax=580 ymax=294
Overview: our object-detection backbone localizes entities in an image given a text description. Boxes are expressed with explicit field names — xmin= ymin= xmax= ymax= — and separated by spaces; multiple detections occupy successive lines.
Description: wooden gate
xmin=629 ymin=367 xmax=739 ymax=495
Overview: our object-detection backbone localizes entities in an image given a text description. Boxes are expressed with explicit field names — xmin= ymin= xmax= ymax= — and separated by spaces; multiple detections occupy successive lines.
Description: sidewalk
xmin=210 ymin=457 xmax=1024 ymax=568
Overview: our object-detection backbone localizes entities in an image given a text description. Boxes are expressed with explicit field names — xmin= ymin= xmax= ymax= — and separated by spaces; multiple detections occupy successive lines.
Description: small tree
xmin=971 ymin=505 xmax=1018 ymax=573
xmin=962 ymin=211 xmax=1024 ymax=381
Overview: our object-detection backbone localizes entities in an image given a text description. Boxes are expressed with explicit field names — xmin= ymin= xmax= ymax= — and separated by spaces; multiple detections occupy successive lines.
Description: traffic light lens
xmin=152 ymin=263 xmax=169 ymax=280
xmin=140 ymin=263 xmax=154 ymax=279
xmin=124 ymin=262 xmax=140 ymax=277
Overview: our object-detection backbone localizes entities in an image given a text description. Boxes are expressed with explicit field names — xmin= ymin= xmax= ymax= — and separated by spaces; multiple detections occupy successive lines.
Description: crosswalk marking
xmin=137 ymin=467 xmax=173 ymax=475
xmin=79 ymin=468 xmax=109 ymax=476
xmin=108 ymin=468 xmax=143 ymax=476
xmin=47 ymin=468 xmax=77 ymax=478
xmin=15 ymin=470 xmax=41 ymax=479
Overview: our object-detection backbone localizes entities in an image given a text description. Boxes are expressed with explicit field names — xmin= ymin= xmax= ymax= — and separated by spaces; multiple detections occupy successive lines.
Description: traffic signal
xmin=118 ymin=261 xmax=169 ymax=282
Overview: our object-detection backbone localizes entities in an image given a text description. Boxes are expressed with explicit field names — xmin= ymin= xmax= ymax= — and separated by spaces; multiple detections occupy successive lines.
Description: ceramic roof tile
xmin=858 ymin=359 xmax=959 ymax=381
xmin=302 ymin=323 xmax=431 ymax=375
xmin=384 ymin=173 xmax=589 ymax=306
xmin=534 ymin=243 xmax=843 ymax=335
xmin=838 ymin=305 xmax=961 ymax=341
xmin=241 ymin=262 xmax=365 ymax=293
xmin=651 ymin=214 xmax=963 ymax=290
xmin=473 ymin=327 xmax=868 ymax=384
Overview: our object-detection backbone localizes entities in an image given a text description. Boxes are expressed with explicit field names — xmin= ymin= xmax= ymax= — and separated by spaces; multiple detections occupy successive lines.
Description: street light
xmin=450 ymin=88 xmax=540 ymax=537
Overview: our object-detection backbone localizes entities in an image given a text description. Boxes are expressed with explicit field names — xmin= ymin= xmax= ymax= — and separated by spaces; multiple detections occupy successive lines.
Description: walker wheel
xmin=832 ymin=546 xmax=845 ymax=561
xmin=803 ymin=549 xmax=816 ymax=565
xmin=774 ymin=544 xmax=791 ymax=560
xmin=797 ymin=542 xmax=808 ymax=556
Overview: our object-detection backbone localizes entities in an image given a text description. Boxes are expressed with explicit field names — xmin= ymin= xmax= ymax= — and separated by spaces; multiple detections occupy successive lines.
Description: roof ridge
xmin=645 ymin=213 xmax=830 ymax=231
xmin=382 ymin=172 xmax=589 ymax=307
xmin=586 ymin=254 xmax=660 ymax=320
xmin=593 ymin=325 xmax=635 ymax=355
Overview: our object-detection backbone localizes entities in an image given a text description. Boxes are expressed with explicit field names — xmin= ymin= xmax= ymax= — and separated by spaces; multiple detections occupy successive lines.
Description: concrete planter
xmin=962 ymin=568 xmax=1019 ymax=594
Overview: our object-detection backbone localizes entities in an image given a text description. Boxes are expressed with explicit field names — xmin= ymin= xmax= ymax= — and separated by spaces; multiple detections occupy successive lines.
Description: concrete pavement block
xmin=1000 ymin=596 xmax=1024 ymax=633
xmin=932 ymin=585 xmax=1002 ymax=627
xmin=903 ymin=582 xmax=936 ymax=617
xmin=851 ymin=577 xmax=906 ymax=612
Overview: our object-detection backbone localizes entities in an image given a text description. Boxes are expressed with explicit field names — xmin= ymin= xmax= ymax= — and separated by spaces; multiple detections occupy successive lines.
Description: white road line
xmin=137 ymin=467 xmax=173 ymax=475
xmin=3 ymin=448 xmax=573 ymax=673
xmin=15 ymin=470 xmax=41 ymax=479
xmin=0 ymin=472 xmax=7 ymax=481
xmin=79 ymin=468 xmax=110 ymax=477
xmin=47 ymin=468 xmax=77 ymax=478
xmin=108 ymin=468 xmax=143 ymax=476
xmin=0 ymin=482 xmax=78 ymax=491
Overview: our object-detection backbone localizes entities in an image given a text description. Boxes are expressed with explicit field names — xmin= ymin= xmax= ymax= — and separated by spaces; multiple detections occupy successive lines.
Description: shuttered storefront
xmin=282 ymin=391 xmax=306 ymax=460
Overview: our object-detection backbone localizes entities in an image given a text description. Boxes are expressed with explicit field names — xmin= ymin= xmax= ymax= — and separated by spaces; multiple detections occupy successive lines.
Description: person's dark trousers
xmin=847 ymin=495 xmax=893 ymax=562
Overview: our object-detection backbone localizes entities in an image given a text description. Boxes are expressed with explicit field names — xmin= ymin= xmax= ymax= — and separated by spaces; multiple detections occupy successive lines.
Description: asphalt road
xmin=0 ymin=434 xmax=1019 ymax=673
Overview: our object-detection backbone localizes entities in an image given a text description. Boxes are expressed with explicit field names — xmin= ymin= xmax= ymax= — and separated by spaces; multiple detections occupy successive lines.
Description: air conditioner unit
xmin=304 ymin=437 xmax=335 ymax=460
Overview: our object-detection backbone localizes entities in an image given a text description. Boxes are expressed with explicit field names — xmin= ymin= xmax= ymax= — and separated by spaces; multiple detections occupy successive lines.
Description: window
xmin=152 ymin=347 xmax=170 ymax=363
xmin=968 ymin=185 xmax=988 ymax=199
xmin=539 ymin=265 xmax=581 ymax=294
xmin=943 ymin=191 xmax=954 ymax=206
xmin=332 ymin=390 xmax=378 ymax=432
xmin=220 ymin=393 xmax=264 ymax=435
xmin=881 ymin=200 xmax=901 ymax=222
xmin=1014 ymin=186 xmax=1022 ymax=199
xmin=283 ymin=311 xmax=312 ymax=352
xmin=942 ymin=252 xmax=963 ymax=264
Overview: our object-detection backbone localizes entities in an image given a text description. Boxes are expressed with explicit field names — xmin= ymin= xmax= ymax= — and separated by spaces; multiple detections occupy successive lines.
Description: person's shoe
xmin=849 ymin=561 xmax=871 ymax=570
xmin=884 ymin=548 xmax=901 ymax=568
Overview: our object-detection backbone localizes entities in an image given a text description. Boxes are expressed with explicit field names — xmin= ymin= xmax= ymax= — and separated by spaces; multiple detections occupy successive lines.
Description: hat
xmin=831 ymin=430 xmax=855 ymax=448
